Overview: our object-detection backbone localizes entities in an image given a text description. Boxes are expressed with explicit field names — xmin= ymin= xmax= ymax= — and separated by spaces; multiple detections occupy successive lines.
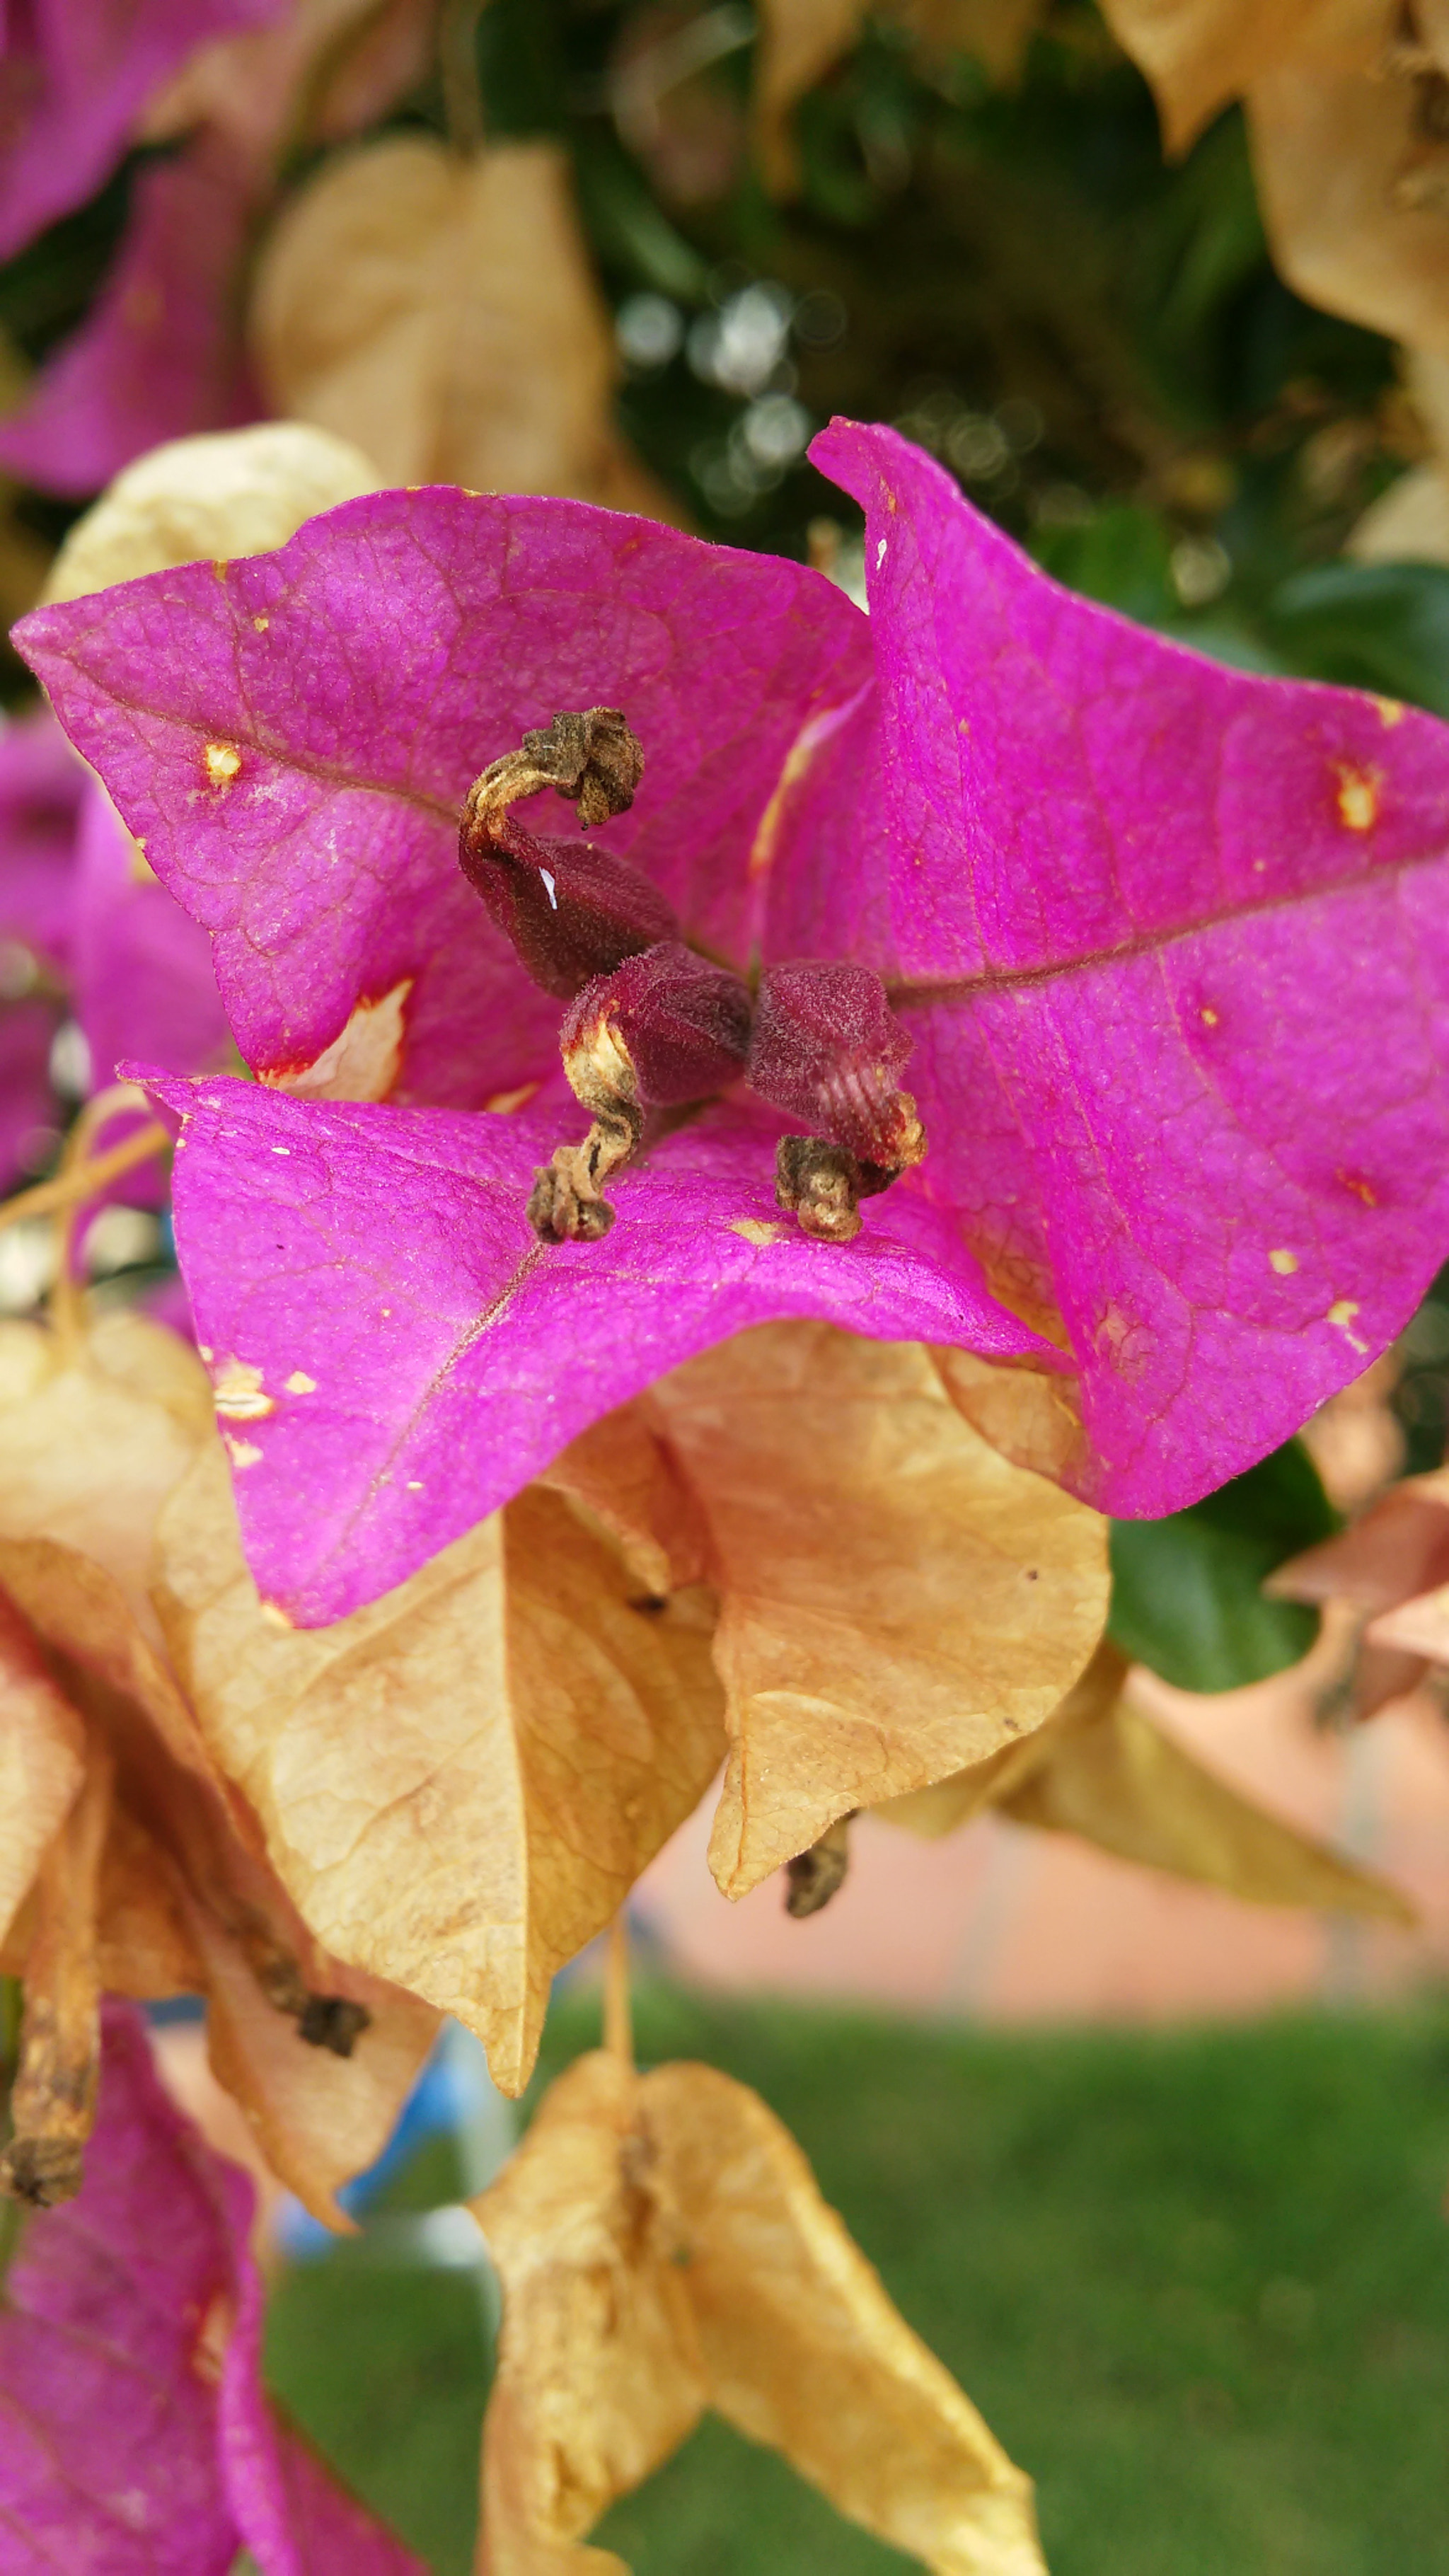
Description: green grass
xmin=264 ymin=1987 xmax=1449 ymax=2575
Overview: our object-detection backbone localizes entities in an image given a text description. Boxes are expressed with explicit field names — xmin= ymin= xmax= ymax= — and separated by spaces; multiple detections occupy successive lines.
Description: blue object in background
xmin=275 ymin=2018 xmax=514 ymax=2271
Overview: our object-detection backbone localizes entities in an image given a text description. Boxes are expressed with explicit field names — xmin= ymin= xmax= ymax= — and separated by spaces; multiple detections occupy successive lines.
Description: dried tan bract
xmin=473 ymin=2048 xmax=1045 ymax=2575
xmin=0 ymin=1314 xmax=437 ymax=2217
xmin=648 ymin=1323 xmax=1109 ymax=1898
xmin=1098 ymin=1 xmax=1378 ymax=155
xmin=879 ymin=1640 xmax=1414 ymax=1917
xmin=154 ymin=1452 xmax=727 ymax=2097
xmin=1104 ymin=4 xmax=1449 ymax=360
xmin=250 ymin=134 xmax=671 ymax=510
xmin=43 ymin=420 xmax=384 ymax=605
xmin=1272 ymin=1465 xmax=1449 ymax=1701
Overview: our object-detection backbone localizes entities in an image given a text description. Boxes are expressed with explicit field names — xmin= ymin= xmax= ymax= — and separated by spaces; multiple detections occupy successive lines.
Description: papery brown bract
xmin=1097 ymin=1 xmax=1375 ymax=155
xmin=878 ymin=1639 xmax=1415 ymax=1918
xmin=154 ymin=1448 xmax=727 ymax=2096
xmin=1271 ymin=1465 xmax=1449 ymax=1706
xmin=1103 ymin=1 xmax=1449 ymax=360
xmin=472 ymin=2049 xmax=1045 ymax=2575
xmin=0 ymin=1313 xmax=438 ymax=2217
xmin=646 ymin=1322 xmax=1109 ymax=1896
xmin=250 ymin=134 xmax=672 ymax=511
xmin=473 ymin=2051 xmax=706 ymax=2575
xmin=42 ymin=420 xmax=383 ymax=605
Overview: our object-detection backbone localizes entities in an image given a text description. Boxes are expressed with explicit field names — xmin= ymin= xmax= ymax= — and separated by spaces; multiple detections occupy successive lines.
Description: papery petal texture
xmin=144 ymin=1074 xmax=1051 ymax=1622
xmin=0 ymin=1997 xmax=425 ymax=2572
xmin=0 ymin=136 xmax=262 ymax=500
xmin=0 ymin=0 xmax=284 ymax=262
xmin=16 ymin=487 xmax=872 ymax=1107
xmin=814 ymin=418 xmax=1449 ymax=1517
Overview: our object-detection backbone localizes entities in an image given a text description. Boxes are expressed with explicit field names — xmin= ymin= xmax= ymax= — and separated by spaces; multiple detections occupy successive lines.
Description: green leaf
xmin=1259 ymin=562 xmax=1449 ymax=722
xmin=1109 ymin=1440 xmax=1338 ymax=1693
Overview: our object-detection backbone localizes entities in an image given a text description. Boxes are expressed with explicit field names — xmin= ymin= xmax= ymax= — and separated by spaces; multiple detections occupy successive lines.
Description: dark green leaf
xmin=1109 ymin=1440 xmax=1338 ymax=1692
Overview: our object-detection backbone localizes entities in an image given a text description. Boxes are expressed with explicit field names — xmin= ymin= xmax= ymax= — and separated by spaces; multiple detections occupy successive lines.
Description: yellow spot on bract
xmin=1327 ymin=1298 xmax=1369 ymax=1353
xmin=1200 ymin=1005 xmax=1219 ymax=1027
xmin=1375 ymin=695 xmax=1404 ymax=728
xmin=1334 ymin=762 xmax=1380 ymax=832
xmin=730 ymin=1218 xmax=785 ymax=1247
xmin=485 ymin=1081 xmax=540 ymax=1115
xmin=1340 ymin=1170 xmax=1378 ymax=1206
xmin=1269 ymin=1248 xmax=1298 ymax=1275
xmin=224 ymin=1435 xmax=264 ymax=1469
xmin=198 ymin=1344 xmax=214 ymax=1363
xmin=213 ymin=1356 xmax=274 ymax=1421
xmin=284 ymin=1370 xmax=317 ymax=1394
xmin=252 ymin=614 xmax=269 ymax=633
xmin=260 ymin=1600 xmax=294 ymax=1631
xmin=406 ymin=1479 xmax=425 ymax=1491
xmin=204 ymin=741 xmax=241 ymax=786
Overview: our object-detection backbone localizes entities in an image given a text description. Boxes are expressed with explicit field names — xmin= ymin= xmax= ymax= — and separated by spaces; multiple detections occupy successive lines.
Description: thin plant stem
xmin=604 ymin=1912 xmax=633 ymax=2069
xmin=440 ymin=0 xmax=486 ymax=156
xmin=0 ymin=1117 xmax=170 ymax=1235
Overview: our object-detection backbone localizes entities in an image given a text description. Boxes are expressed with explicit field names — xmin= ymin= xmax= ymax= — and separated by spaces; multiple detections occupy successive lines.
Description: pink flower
xmin=19 ymin=422 xmax=1449 ymax=1622
xmin=0 ymin=1996 xmax=424 ymax=2571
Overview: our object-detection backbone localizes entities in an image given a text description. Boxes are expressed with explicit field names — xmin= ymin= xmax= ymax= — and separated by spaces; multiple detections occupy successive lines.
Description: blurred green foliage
xmin=1109 ymin=1440 xmax=1338 ymax=1693
xmin=266 ymin=1982 xmax=1449 ymax=2576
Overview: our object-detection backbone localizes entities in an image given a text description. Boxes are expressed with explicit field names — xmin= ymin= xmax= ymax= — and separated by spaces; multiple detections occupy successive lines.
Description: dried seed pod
xmin=749 ymin=961 xmax=925 ymax=1241
xmin=459 ymin=707 xmax=677 ymax=998
xmin=530 ymin=940 xmax=752 ymax=1242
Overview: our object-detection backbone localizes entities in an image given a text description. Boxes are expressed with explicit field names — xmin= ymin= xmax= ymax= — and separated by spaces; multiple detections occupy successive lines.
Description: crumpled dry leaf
xmin=42 ymin=417 xmax=383 ymax=604
xmin=153 ymin=1448 xmax=727 ymax=2096
xmin=1272 ymin=1462 xmax=1449 ymax=1679
xmin=0 ymin=1312 xmax=437 ymax=2217
xmin=647 ymin=1323 xmax=1109 ymax=1898
xmin=755 ymin=0 xmax=1044 ymax=190
xmin=1107 ymin=4 xmax=1449 ymax=355
xmin=473 ymin=2048 xmax=1044 ymax=2575
xmin=474 ymin=2050 xmax=706 ymax=2575
xmin=878 ymin=1639 xmax=1414 ymax=1918
xmin=250 ymin=134 xmax=670 ymax=509
xmin=1097 ymin=1 xmax=1378 ymax=156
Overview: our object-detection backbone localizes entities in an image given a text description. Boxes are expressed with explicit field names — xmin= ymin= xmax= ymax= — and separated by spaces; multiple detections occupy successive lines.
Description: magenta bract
xmin=0 ymin=0 xmax=282 ymax=263
xmin=144 ymin=1072 xmax=1049 ymax=1622
xmin=0 ymin=1997 xmax=423 ymax=2572
xmin=0 ymin=136 xmax=261 ymax=499
xmin=19 ymin=421 xmax=1449 ymax=1617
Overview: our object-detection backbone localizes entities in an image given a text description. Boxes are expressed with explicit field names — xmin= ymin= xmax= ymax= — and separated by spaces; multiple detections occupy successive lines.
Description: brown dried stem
xmin=1 ymin=1745 xmax=114 ymax=2207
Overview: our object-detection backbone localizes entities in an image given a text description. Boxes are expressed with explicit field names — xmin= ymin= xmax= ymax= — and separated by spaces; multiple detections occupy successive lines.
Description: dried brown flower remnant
xmin=878 ymin=1640 xmax=1415 ymax=1919
xmin=473 ymin=2049 xmax=1046 ymax=2574
xmin=784 ymin=1810 xmax=853 ymax=1915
